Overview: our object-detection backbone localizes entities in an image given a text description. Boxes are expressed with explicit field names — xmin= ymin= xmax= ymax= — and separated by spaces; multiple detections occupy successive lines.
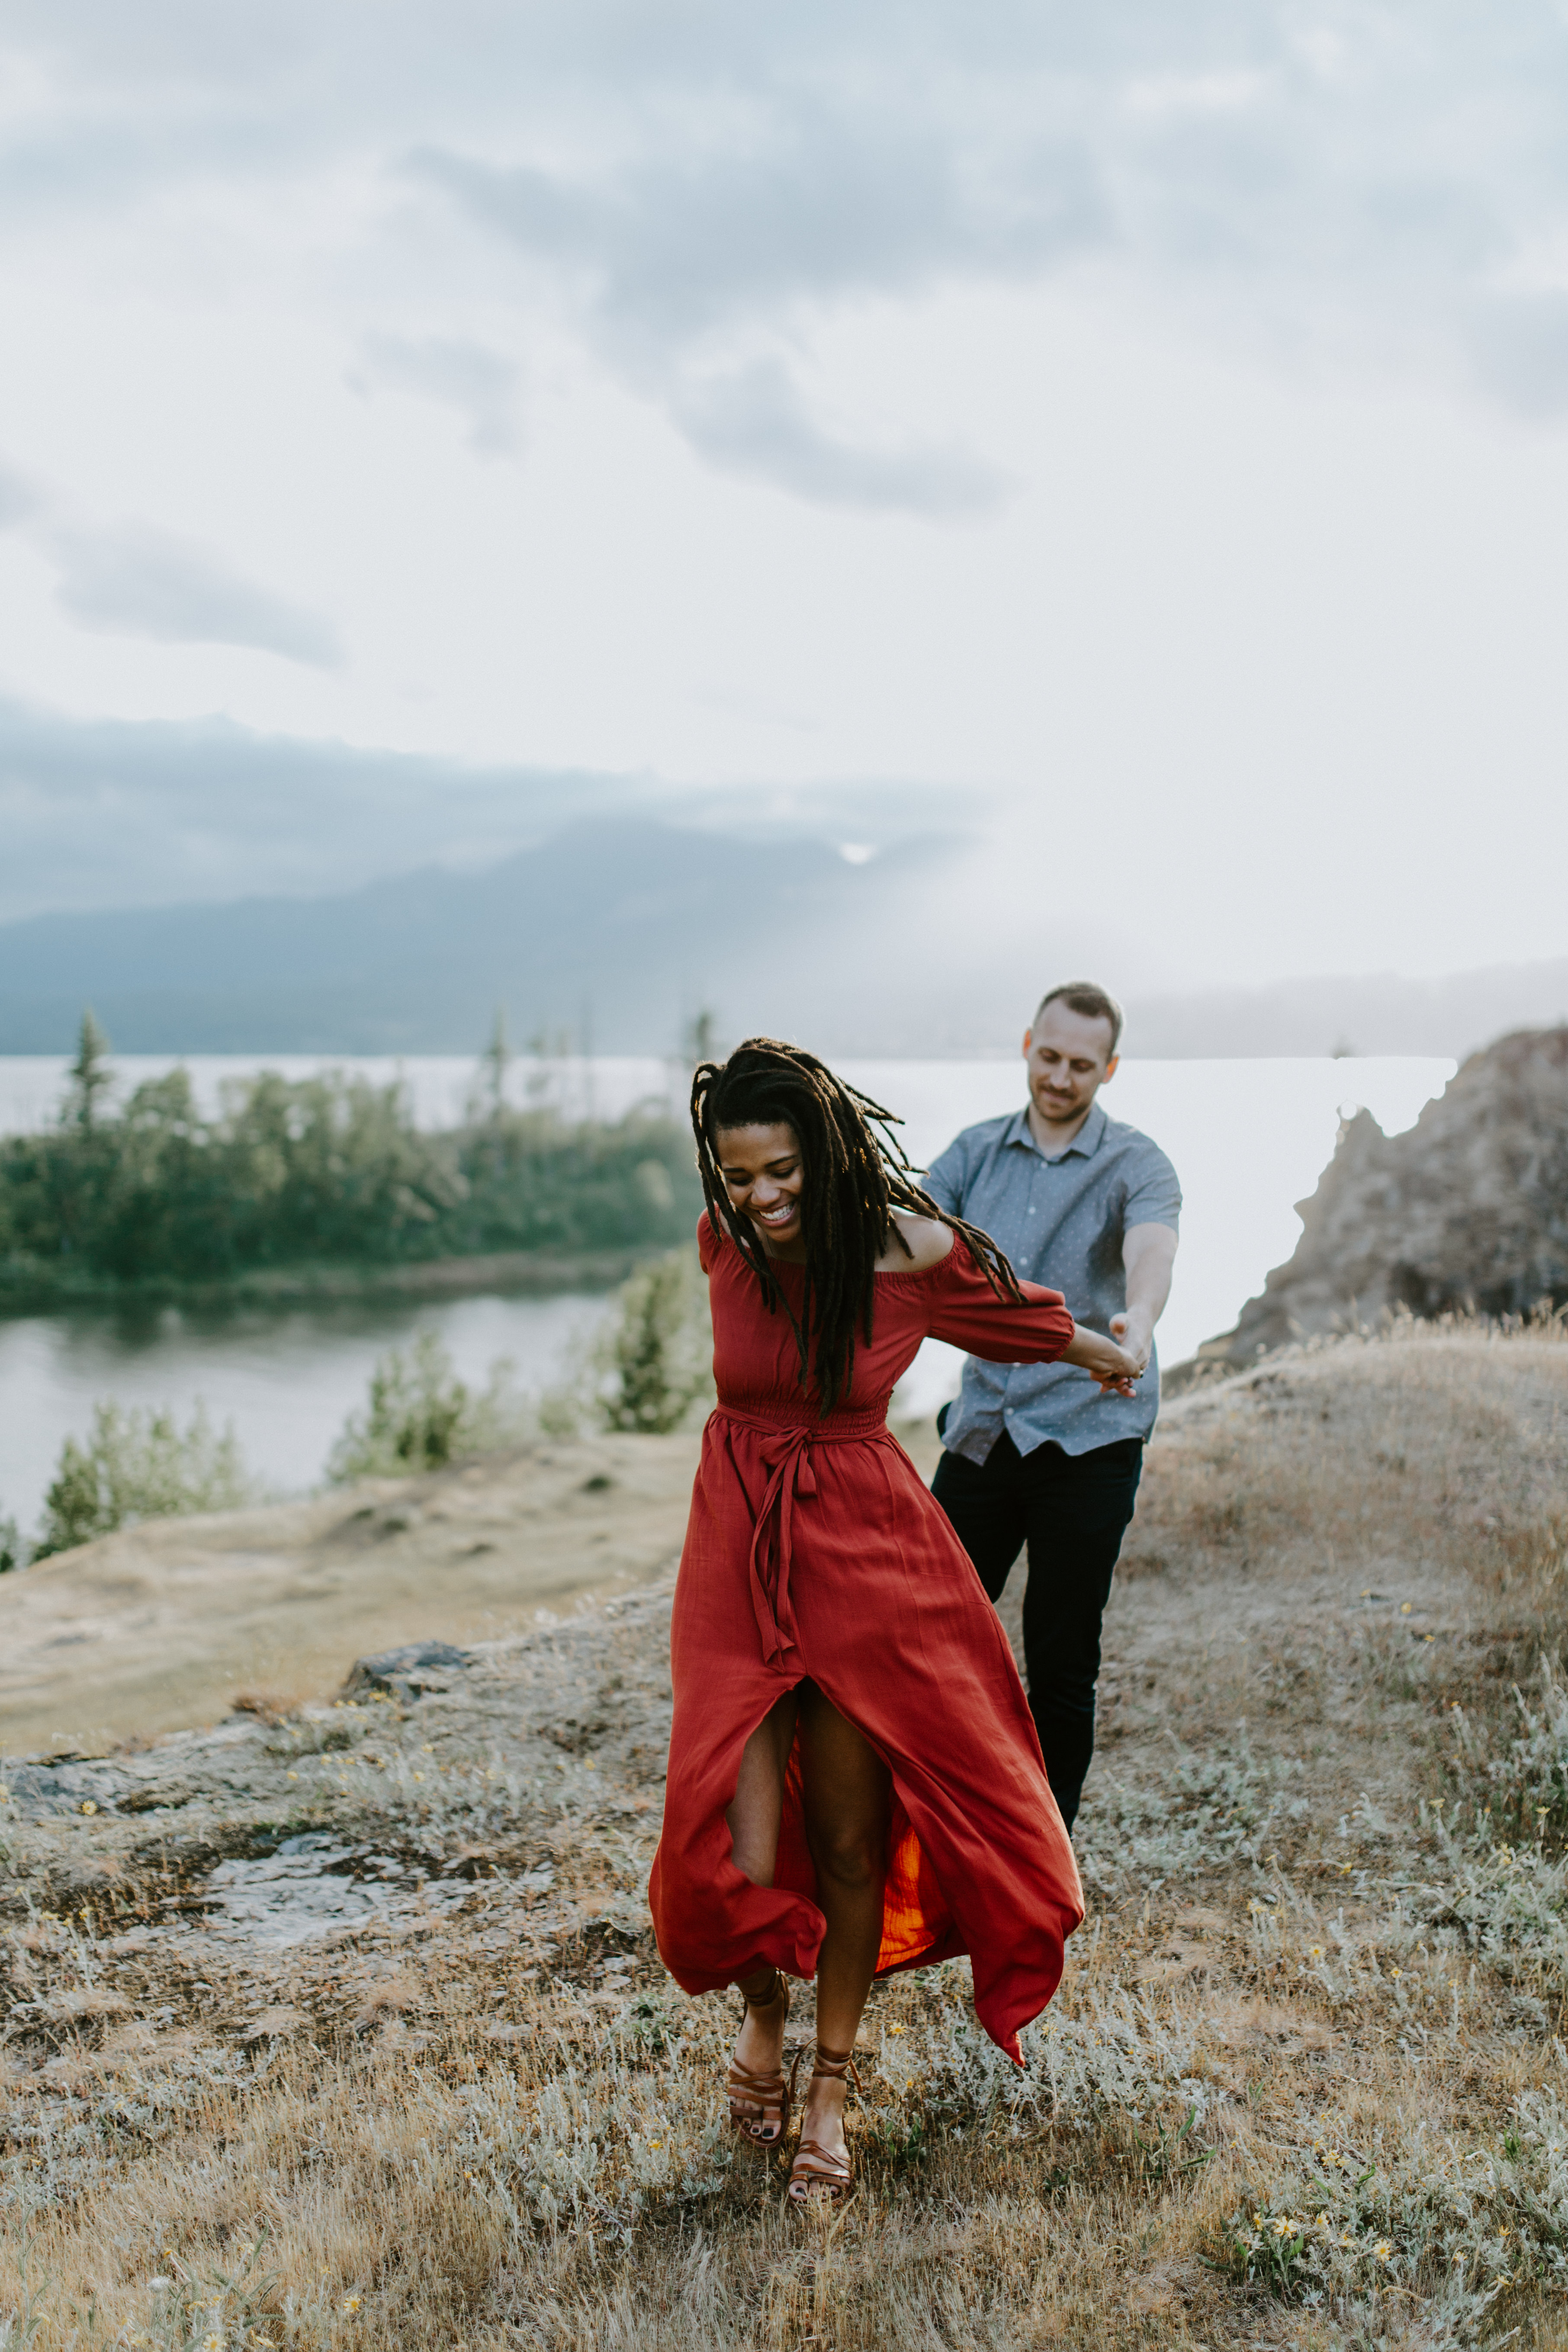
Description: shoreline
xmin=0 ymin=1245 xmax=657 ymax=1320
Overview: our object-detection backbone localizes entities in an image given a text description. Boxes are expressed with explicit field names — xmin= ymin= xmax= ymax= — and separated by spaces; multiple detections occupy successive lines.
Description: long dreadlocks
xmin=691 ymin=1038 xmax=1025 ymax=1413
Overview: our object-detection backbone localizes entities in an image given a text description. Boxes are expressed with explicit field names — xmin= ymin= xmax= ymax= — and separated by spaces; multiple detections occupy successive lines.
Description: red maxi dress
xmin=648 ymin=1213 xmax=1086 ymax=2062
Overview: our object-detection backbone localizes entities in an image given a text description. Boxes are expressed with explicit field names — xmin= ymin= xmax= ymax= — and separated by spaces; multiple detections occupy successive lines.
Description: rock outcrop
xmin=1199 ymin=1027 xmax=1568 ymax=1366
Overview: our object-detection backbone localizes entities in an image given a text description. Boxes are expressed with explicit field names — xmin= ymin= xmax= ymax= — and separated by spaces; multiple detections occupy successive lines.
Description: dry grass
xmin=5 ymin=1322 xmax=1568 ymax=2350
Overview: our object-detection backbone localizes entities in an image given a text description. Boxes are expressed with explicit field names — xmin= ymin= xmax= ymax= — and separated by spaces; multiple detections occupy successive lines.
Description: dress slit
xmin=648 ymin=1215 xmax=1086 ymax=2063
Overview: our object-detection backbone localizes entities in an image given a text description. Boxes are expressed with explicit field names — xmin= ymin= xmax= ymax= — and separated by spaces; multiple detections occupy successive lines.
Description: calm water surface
xmin=0 ymin=1053 xmax=1454 ymax=1529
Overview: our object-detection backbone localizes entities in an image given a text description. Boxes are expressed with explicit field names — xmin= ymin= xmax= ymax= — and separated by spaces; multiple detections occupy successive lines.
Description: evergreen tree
xmin=483 ymin=1006 xmax=511 ymax=1119
xmin=65 ymin=1009 xmax=113 ymax=1131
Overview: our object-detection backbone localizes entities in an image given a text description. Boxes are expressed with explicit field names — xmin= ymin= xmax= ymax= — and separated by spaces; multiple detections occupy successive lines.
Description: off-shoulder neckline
xmin=763 ymin=1245 xmax=958 ymax=1282
xmin=704 ymin=1213 xmax=961 ymax=1281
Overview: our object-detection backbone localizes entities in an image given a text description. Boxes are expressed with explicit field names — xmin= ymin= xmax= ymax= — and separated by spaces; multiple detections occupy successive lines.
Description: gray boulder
xmin=344 ymin=1641 xmax=475 ymax=1702
xmin=1199 ymin=1027 xmax=1568 ymax=1367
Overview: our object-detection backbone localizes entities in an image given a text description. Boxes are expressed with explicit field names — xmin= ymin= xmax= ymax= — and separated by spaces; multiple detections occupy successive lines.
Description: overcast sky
xmin=3 ymin=1 xmax=1568 ymax=992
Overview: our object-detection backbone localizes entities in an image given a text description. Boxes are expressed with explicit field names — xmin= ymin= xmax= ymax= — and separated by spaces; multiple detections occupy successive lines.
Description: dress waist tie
xmin=714 ymin=1406 xmax=890 ymax=1669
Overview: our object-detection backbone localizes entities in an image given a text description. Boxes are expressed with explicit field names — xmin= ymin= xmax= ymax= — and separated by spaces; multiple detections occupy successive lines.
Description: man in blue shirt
xmin=923 ymin=980 xmax=1181 ymax=1830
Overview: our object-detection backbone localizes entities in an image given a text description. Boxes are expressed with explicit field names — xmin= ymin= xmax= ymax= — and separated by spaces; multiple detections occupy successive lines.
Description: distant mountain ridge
xmin=0 ymin=818 xmax=1565 ymax=1059
xmin=0 ymin=819 xmax=962 ymax=1057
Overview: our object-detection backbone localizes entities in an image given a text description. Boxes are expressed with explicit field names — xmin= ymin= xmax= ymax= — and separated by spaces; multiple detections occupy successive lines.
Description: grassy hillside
xmin=4 ymin=1323 xmax=1568 ymax=2348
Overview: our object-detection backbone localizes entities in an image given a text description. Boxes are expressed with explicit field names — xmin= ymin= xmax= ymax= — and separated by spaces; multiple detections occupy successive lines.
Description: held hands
xmin=1109 ymin=1312 xmax=1153 ymax=1378
xmin=1061 ymin=1325 xmax=1142 ymax=1398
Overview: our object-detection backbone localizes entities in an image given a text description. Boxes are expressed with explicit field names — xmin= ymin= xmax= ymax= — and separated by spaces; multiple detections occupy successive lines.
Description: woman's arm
xmin=1060 ymin=1325 xmax=1141 ymax=1397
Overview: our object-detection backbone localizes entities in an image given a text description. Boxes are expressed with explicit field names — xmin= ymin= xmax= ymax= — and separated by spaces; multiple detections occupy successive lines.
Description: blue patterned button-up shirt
xmin=923 ymin=1100 xmax=1181 ymax=1462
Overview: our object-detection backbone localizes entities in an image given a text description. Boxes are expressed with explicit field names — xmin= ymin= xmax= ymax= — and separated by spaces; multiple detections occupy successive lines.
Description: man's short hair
xmin=1033 ymin=980 xmax=1124 ymax=1056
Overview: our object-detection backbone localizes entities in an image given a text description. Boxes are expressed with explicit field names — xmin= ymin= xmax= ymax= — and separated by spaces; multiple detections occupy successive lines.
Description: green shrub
xmin=35 ymin=1402 xmax=254 ymax=1558
xmin=593 ymin=1248 xmax=713 ymax=1434
xmin=326 ymin=1334 xmax=522 ymax=1483
xmin=0 ymin=1513 xmax=27 ymax=1574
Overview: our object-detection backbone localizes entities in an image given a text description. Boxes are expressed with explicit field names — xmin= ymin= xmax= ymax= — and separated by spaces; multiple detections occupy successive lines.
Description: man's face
xmin=1022 ymin=1002 xmax=1118 ymax=1128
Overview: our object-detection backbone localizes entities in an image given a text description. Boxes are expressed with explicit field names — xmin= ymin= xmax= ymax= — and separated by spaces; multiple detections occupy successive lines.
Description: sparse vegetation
xmin=591 ymin=1247 xmax=713 ymax=1435
xmin=0 ymin=1016 xmax=703 ymax=1308
xmin=4 ymin=1321 xmax=1568 ymax=2347
xmin=33 ymin=1401 xmax=255 ymax=1558
xmin=321 ymin=1254 xmax=713 ymax=1484
xmin=325 ymin=1335 xmax=524 ymax=1484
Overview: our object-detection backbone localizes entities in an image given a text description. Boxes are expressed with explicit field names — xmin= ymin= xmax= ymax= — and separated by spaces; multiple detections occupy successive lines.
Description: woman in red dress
xmin=647 ymin=1041 xmax=1138 ymax=2202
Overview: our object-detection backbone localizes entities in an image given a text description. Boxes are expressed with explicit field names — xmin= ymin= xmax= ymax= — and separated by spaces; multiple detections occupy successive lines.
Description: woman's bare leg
xmin=796 ymin=1682 xmax=892 ymax=2170
xmin=725 ymin=1687 xmax=799 ymax=2134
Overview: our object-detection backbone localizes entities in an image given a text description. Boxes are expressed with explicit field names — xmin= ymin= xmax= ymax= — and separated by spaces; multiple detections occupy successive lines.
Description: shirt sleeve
xmin=925 ymin=1240 xmax=1075 ymax=1364
xmin=920 ymin=1134 xmax=966 ymax=1218
xmin=697 ymin=1210 xmax=718 ymax=1272
xmin=1123 ymin=1144 xmax=1182 ymax=1234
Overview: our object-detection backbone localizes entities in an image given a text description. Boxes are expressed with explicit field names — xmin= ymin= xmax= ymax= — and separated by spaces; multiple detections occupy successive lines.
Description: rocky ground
xmin=4 ymin=1325 xmax=1568 ymax=2350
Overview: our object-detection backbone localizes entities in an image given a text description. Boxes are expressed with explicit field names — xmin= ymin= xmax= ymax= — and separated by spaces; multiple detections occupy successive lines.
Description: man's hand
xmin=1110 ymin=1312 xmax=1153 ymax=1377
xmin=1061 ymin=1326 xmax=1141 ymax=1397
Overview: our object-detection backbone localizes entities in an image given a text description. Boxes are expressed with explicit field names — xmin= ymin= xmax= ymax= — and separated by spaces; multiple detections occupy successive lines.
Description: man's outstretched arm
xmin=1110 ymin=1222 xmax=1178 ymax=1375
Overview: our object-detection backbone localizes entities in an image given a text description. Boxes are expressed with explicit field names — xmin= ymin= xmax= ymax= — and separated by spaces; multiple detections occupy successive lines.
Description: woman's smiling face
xmin=714 ymin=1121 xmax=806 ymax=1259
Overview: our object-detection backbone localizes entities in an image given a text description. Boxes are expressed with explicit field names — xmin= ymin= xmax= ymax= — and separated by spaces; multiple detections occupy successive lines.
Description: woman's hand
xmin=1060 ymin=1325 xmax=1142 ymax=1397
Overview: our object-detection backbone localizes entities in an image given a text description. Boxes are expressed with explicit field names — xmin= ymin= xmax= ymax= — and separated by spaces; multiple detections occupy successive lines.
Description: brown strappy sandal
xmin=786 ymin=2041 xmax=860 ymax=2204
xmin=726 ymin=1970 xmax=791 ymax=2148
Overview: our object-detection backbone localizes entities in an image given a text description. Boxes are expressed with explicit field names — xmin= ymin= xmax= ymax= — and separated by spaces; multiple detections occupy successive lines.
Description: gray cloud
xmin=0 ymin=460 xmax=45 ymax=528
xmin=394 ymin=21 xmax=1568 ymax=482
xmin=1464 ymin=289 xmax=1568 ymax=417
xmin=48 ymin=523 xmax=341 ymax=666
xmin=6 ymin=5 xmax=1568 ymax=485
xmin=408 ymin=113 xmax=1074 ymax=515
xmin=0 ymin=451 xmax=342 ymax=666
xmin=0 ymin=690 xmax=971 ymax=924
xmin=410 ymin=106 xmax=1106 ymax=347
xmin=351 ymin=332 xmax=524 ymax=455
xmin=671 ymin=358 xmax=1012 ymax=516
xmin=0 ymin=694 xmax=628 ymax=920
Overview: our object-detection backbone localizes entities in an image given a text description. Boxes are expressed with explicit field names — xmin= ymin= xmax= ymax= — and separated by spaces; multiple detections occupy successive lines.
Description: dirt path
xmin=0 ymin=1430 xmax=702 ymax=1754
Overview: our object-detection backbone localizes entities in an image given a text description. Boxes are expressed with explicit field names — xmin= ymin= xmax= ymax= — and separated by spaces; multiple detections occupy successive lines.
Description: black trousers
xmin=931 ymin=1424 xmax=1143 ymax=1832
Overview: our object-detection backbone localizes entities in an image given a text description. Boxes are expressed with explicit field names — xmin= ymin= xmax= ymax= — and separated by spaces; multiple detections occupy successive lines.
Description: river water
xmin=0 ymin=1052 xmax=1454 ymax=1530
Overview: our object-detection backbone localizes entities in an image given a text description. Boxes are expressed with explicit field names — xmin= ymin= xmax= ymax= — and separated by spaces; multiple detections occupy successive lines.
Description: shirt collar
xmin=1004 ymin=1099 xmax=1109 ymax=1162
